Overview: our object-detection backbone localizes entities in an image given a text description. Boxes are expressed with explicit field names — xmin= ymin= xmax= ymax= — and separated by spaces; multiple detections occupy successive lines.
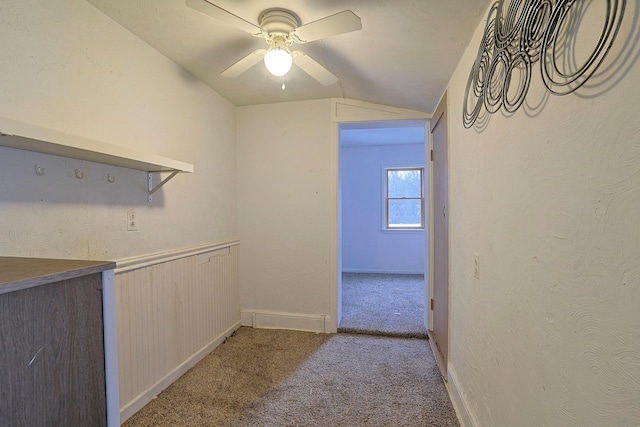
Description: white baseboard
xmin=447 ymin=363 xmax=479 ymax=427
xmin=119 ymin=320 xmax=242 ymax=423
xmin=342 ymin=269 xmax=425 ymax=275
xmin=241 ymin=310 xmax=330 ymax=333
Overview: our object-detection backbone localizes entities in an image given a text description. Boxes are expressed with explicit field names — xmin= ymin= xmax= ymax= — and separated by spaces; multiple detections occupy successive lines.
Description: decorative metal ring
xmin=463 ymin=3 xmax=498 ymax=128
xmin=521 ymin=0 xmax=553 ymax=61
xmin=484 ymin=50 xmax=510 ymax=114
xmin=503 ymin=51 xmax=532 ymax=113
xmin=540 ymin=0 xmax=627 ymax=94
xmin=495 ymin=0 xmax=528 ymax=50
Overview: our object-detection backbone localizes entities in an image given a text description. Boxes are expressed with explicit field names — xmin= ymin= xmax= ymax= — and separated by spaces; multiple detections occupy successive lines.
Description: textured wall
xmin=447 ymin=1 xmax=640 ymax=426
xmin=0 ymin=0 xmax=237 ymax=260
xmin=237 ymin=100 xmax=334 ymax=323
xmin=341 ymin=142 xmax=425 ymax=274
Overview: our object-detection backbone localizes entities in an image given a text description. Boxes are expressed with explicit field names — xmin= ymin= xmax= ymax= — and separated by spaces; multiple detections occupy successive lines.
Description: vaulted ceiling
xmin=86 ymin=0 xmax=491 ymax=114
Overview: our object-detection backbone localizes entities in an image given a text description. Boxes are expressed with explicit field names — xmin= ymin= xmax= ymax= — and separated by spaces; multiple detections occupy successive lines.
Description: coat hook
xmin=107 ymin=173 xmax=115 ymax=183
xmin=75 ymin=169 xmax=84 ymax=179
xmin=34 ymin=164 xmax=45 ymax=176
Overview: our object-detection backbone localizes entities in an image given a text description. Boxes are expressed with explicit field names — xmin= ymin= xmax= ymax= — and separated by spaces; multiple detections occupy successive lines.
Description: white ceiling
xmin=86 ymin=0 xmax=491 ymax=114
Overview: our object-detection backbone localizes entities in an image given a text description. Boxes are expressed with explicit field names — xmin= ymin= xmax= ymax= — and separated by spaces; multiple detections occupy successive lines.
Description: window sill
xmin=380 ymin=228 xmax=425 ymax=234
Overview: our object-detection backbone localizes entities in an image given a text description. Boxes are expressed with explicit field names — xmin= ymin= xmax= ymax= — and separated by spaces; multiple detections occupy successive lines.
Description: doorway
xmin=337 ymin=121 xmax=428 ymax=337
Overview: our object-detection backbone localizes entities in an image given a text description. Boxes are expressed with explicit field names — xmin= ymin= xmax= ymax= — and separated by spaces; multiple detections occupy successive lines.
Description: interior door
xmin=429 ymin=92 xmax=449 ymax=376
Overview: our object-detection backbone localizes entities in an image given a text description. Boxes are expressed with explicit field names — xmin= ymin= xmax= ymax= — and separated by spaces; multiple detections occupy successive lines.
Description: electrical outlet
xmin=473 ymin=254 xmax=479 ymax=279
xmin=127 ymin=210 xmax=138 ymax=231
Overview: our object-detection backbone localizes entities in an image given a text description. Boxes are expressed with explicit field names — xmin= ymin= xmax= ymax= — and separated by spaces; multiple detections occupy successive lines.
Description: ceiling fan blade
xmin=292 ymin=51 xmax=338 ymax=86
xmin=292 ymin=10 xmax=361 ymax=43
xmin=221 ymin=49 xmax=266 ymax=78
xmin=185 ymin=0 xmax=262 ymax=35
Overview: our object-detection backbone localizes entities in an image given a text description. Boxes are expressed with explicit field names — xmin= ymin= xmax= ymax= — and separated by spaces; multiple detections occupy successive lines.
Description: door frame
xmin=328 ymin=98 xmax=432 ymax=332
xmin=427 ymin=91 xmax=449 ymax=378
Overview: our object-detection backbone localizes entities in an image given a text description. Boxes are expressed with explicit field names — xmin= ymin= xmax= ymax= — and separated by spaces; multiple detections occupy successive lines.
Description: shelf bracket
xmin=148 ymin=170 xmax=179 ymax=203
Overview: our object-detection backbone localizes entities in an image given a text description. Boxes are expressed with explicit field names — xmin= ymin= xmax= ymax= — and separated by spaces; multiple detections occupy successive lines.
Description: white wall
xmin=341 ymin=142 xmax=425 ymax=274
xmin=237 ymin=100 xmax=335 ymax=329
xmin=0 ymin=0 xmax=237 ymax=260
xmin=446 ymin=2 xmax=640 ymax=426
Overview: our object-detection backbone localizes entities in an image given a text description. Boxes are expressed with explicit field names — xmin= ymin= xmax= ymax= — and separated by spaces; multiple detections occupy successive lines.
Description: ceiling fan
xmin=185 ymin=0 xmax=362 ymax=86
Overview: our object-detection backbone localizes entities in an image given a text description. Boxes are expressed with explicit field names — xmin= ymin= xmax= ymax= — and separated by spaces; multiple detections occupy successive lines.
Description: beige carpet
xmin=339 ymin=273 xmax=428 ymax=338
xmin=124 ymin=327 xmax=459 ymax=426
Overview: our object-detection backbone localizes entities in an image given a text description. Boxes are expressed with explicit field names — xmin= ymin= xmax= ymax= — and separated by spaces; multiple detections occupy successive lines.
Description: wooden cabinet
xmin=0 ymin=257 xmax=116 ymax=427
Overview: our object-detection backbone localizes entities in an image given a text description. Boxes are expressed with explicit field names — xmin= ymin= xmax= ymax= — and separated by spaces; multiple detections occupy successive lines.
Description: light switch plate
xmin=127 ymin=210 xmax=137 ymax=231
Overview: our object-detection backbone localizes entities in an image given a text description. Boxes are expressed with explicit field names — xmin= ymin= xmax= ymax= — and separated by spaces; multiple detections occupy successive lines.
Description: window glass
xmin=387 ymin=169 xmax=422 ymax=198
xmin=386 ymin=167 xmax=424 ymax=229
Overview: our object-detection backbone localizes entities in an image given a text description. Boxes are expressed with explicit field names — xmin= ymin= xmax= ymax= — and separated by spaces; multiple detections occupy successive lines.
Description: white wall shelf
xmin=0 ymin=117 xmax=193 ymax=201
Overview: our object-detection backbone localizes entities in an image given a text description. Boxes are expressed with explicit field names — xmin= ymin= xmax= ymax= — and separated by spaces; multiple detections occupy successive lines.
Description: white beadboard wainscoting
xmin=115 ymin=239 xmax=241 ymax=423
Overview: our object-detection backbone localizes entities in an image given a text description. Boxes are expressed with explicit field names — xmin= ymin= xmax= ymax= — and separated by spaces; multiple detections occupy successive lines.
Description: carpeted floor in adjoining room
xmin=339 ymin=273 xmax=427 ymax=338
xmin=123 ymin=327 xmax=459 ymax=427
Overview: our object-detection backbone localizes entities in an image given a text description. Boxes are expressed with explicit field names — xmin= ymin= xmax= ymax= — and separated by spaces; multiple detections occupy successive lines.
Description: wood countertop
xmin=0 ymin=257 xmax=116 ymax=295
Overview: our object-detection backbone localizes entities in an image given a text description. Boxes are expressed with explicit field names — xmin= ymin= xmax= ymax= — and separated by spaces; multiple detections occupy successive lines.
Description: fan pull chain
xmin=282 ymin=77 xmax=286 ymax=90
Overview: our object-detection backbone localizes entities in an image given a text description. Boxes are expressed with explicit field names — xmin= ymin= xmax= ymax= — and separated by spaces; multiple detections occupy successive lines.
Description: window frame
xmin=384 ymin=166 xmax=425 ymax=230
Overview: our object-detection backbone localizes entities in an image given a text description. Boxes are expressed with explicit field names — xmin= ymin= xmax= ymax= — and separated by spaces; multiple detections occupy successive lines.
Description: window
xmin=385 ymin=167 xmax=424 ymax=229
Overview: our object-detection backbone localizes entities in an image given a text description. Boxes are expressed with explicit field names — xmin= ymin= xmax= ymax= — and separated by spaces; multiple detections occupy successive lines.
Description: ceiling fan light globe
xmin=264 ymin=48 xmax=293 ymax=77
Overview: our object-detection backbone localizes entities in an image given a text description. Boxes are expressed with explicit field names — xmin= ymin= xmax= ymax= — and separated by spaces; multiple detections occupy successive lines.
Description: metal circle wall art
xmin=463 ymin=0 xmax=627 ymax=129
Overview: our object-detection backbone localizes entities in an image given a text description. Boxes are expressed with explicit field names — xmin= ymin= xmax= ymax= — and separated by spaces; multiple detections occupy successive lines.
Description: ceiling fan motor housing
xmin=258 ymin=9 xmax=300 ymax=37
